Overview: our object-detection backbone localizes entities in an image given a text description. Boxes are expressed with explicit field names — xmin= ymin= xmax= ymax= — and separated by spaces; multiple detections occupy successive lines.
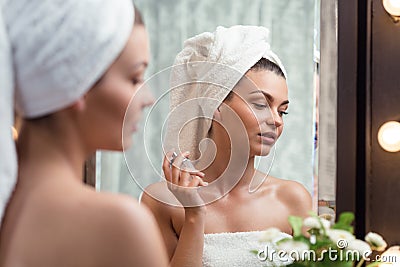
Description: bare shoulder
xmin=86 ymin=189 xmax=156 ymax=231
xmin=140 ymin=181 xmax=180 ymax=214
xmin=272 ymin=177 xmax=311 ymax=202
xmin=265 ymin=175 xmax=312 ymax=217
xmin=85 ymin=191 xmax=148 ymax=236
xmin=43 ymin=186 xmax=167 ymax=266
xmin=65 ymin=187 xmax=168 ymax=267
xmin=3 ymin=182 xmax=168 ymax=267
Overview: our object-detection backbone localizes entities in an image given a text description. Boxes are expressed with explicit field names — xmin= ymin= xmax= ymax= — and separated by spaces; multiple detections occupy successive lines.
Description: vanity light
xmin=377 ymin=121 xmax=400 ymax=152
xmin=383 ymin=0 xmax=400 ymax=22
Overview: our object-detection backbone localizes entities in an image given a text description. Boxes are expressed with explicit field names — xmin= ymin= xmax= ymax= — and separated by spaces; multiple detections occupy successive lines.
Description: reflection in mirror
xmin=92 ymin=0 xmax=331 ymax=216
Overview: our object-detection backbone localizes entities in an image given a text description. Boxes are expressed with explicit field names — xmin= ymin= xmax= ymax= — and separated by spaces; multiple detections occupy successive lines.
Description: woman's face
xmin=220 ymin=69 xmax=289 ymax=157
xmin=81 ymin=25 xmax=153 ymax=151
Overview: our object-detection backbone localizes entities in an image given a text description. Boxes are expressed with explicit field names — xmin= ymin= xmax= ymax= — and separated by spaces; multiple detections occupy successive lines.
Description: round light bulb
xmin=383 ymin=0 xmax=400 ymax=17
xmin=378 ymin=121 xmax=400 ymax=152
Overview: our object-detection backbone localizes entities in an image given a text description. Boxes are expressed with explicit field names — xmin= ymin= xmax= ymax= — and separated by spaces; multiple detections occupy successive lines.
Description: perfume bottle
xmin=170 ymin=152 xmax=196 ymax=171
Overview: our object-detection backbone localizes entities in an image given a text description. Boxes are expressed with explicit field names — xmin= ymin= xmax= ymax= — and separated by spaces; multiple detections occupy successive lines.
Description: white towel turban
xmin=165 ymin=25 xmax=287 ymax=161
xmin=0 ymin=0 xmax=134 ymax=226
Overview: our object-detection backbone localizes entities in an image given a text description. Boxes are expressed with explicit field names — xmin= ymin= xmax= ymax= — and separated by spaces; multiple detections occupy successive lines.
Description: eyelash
xmin=252 ymin=103 xmax=289 ymax=117
xmin=253 ymin=103 xmax=268 ymax=109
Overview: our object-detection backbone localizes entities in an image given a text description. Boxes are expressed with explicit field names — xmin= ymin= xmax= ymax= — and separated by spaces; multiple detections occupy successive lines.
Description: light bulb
xmin=378 ymin=121 xmax=400 ymax=152
xmin=383 ymin=0 xmax=400 ymax=17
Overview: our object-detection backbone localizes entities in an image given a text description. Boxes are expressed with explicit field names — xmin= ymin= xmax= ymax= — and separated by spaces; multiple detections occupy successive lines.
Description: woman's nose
xmin=265 ymin=110 xmax=283 ymax=127
xmin=140 ymin=85 xmax=155 ymax=108
xmin=274 ymin=115 xmax=283 ymax=127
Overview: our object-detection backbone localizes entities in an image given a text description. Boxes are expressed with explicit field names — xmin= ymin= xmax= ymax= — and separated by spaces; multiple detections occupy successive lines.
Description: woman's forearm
xmin=170 ymin=208 xmax=206 ymax=267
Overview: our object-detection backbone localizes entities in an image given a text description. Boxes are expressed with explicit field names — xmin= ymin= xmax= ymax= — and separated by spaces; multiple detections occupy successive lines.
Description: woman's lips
xmin=124 ymin=122 xmax=137 ymax=134
xmin=258 ymin=131 xmax=277 ymax=145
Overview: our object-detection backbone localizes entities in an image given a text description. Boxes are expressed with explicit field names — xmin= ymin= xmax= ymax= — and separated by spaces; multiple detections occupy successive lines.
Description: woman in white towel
xmin=0 ymin=2 xmax=168 ymax=267
xmin=142 ymin=25 xmax=312 ymax=267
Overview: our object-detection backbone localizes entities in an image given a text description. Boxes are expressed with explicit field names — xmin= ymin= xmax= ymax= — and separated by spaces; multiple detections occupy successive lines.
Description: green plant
xmin=254 ymin=212 xmax=387 ymax=267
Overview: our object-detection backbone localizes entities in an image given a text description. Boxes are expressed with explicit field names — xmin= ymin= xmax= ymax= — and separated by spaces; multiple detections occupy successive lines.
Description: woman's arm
xmin=171 ymin=208 xmax=206 ymax=267
xmin=141 ymin=190 xmax=206 ymax=267
xmin=141 ymin=152 xmax=208 ymax=267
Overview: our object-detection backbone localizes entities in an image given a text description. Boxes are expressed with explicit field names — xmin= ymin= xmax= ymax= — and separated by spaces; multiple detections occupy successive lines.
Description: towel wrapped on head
xmin=6 ymin=0 xmax=134 ymax=119
xmin=165 ymin=25 xmax=287 ymax=161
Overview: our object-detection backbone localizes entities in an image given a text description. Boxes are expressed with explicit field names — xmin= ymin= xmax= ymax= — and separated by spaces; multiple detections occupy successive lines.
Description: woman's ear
xmin=213 ymin=106 xmax=222 ymax=121
xmin=70 ymin=96 xmax=86 ymax=112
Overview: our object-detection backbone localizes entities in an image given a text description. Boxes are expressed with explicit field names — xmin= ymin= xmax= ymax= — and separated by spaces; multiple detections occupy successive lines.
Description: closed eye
xmin=253 ymin=103 xmax=268 ymax=110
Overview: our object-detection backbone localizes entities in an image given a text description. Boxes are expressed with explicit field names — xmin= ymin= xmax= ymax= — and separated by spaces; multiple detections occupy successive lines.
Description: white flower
xmin=347 ymin=239 xmax=372 ymax=258
xmin=259 ymin=227 xmax=282 ymax=243
xmin=303 ymin=217 xmax=320 ymax=229
xmin=365 ymin=232 xmax=387 ymax=252
xmin=326 ymin=229 xmax=355 ymax=245
xmin=320 ymin=218 xmax=331 ymax=230
xmin=304 ymin=217 xmax=331 ymax=230
xmin=276 ymin=240 xmax=310 ymax=261
xmin=380 ymin=246 xmax=400 ymax=265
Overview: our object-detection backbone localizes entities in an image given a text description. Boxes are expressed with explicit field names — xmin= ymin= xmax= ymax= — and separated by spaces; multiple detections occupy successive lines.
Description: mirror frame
xmin=336 ymin=0 xmax=370 ymax=238
xmin=318 ymin=0 xmax=338 ymax=213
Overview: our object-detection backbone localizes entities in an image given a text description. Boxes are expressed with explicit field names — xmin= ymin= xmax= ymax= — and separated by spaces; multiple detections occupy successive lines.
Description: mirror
xmin=317 ymin=0 xmax=337 ymax=221
xmin=87 ymin=0 xmax=337 ymax=219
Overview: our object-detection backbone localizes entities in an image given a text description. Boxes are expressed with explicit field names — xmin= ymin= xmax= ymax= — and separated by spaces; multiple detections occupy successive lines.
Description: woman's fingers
xmin=163 ymin=151 xmax=208 ymax=188
xmin=162 ymin=151 xmax=174 ymax=182
xmin=163 ymin=152 xmax=208 ymax=207
xmin=187 ymin=169 xmax=205 ymax=178
xmin=170 ymin=152 xmax=188 ymax=185
xmin=199 ymin=179 xmax=208 ymax=186
xmin=179 ymin=171 xmax=192 ymax=187
xmin=188 ymin=176 xmax=208 ymax=187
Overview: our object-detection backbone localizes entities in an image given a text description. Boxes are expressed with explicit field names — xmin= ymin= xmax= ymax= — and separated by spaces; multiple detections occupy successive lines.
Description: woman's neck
xmin=201 ymin=144 xmax=257 ymax=190
xmin=17 ymin=118 xmax=91 ymax=183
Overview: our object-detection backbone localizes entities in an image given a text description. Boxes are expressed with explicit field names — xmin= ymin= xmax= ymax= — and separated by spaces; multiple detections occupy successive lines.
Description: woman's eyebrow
xmin=249 ymin=90 xmax=289 ymax=106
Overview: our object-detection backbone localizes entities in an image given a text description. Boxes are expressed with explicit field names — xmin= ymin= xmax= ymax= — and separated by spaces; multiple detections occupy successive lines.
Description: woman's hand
xmin=162 ymin=151 xmax=208 ymax=208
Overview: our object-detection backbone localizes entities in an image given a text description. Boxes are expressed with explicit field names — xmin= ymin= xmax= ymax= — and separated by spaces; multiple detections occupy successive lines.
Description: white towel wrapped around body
xmin=203 ymin=231 xmax=292 ymax=267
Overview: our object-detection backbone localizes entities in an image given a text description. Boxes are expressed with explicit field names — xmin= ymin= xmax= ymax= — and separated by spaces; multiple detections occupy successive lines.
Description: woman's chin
xmin=98 ymin=139 xmax=130 ymax=152
xmin=259 ymin=149 xmax=271 ymax=157
xmin=98 ymin=143 xmax=125 ymax=152
xmin=250 ymin=146 xmax=272 ymax=157
xmin=122 ymin=139 xmax=133 ymax=151
xmin=122 ymin=128 xmax=136 ymax=151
